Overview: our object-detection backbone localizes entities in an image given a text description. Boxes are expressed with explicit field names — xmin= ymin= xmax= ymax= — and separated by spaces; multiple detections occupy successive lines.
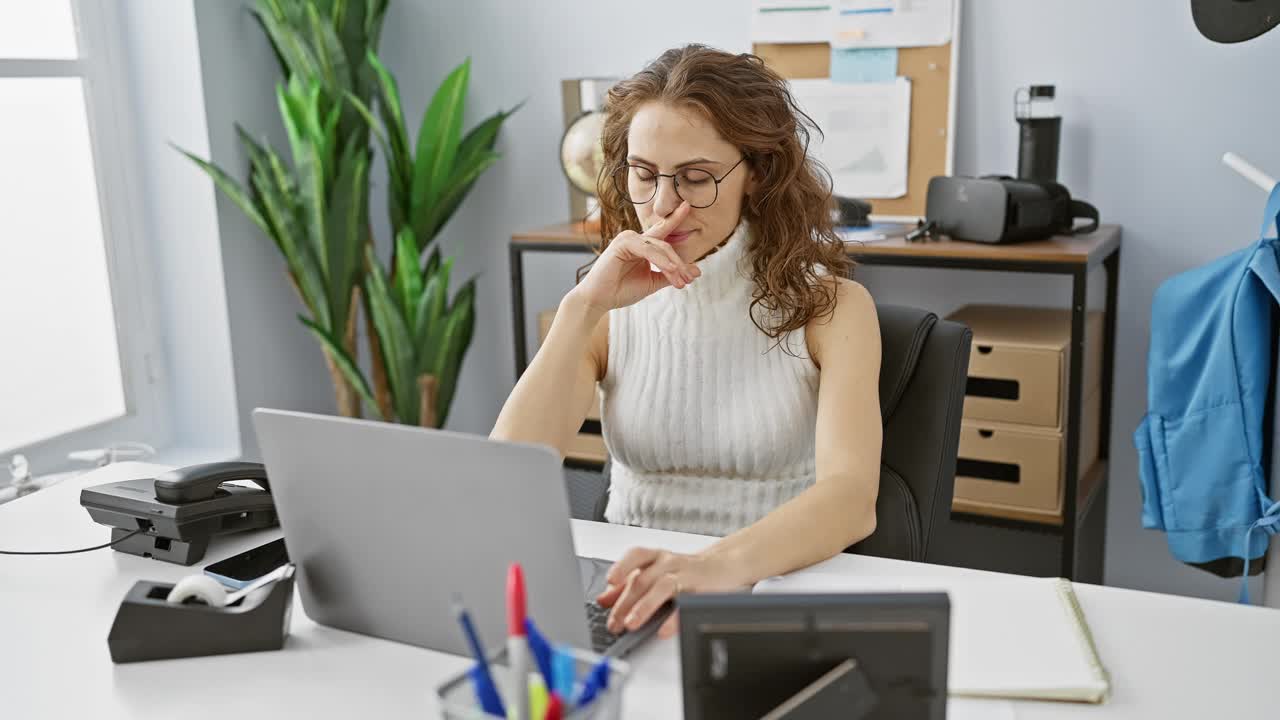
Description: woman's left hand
xmin=596 ymin=546 xmax=747 ymax=639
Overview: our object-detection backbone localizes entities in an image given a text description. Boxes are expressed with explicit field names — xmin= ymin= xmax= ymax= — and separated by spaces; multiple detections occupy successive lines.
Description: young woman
xmin=493 ymin=45 xmax=882 ymax=637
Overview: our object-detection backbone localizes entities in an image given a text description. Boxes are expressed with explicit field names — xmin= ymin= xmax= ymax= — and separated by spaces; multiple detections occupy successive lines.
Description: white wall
xmin=119 ymin=1 xmax=240 ymax=461
xmin=369 ymin=1 xmax=1280 ymax=602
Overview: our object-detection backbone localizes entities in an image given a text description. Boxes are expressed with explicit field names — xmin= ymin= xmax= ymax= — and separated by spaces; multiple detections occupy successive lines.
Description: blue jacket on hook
xmin=1135 ymin=184 xmax=1280 ymax=603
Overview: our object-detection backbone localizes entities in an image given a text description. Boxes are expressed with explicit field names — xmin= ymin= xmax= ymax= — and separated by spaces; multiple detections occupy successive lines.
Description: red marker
xmin=507 ymin=563 xmax=530 ymax=720
xmin=543 ymin=692 xmax=564 ymax=720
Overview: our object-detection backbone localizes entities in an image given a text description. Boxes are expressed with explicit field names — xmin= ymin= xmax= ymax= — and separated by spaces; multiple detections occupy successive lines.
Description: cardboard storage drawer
xmin=948 ymin=305 xmax=1104 ymax=429
xmin=953 ymin=388 xmax=1101 ymax=523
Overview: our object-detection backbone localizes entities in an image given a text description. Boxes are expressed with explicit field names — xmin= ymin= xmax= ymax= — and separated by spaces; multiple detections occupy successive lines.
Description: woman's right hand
xmin=565 ymin=201 xmax=700 ymax=316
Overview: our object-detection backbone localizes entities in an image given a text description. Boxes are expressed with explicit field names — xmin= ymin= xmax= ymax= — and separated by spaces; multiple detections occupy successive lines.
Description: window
xmin=0 ymin=1 xmax=164 ymax=470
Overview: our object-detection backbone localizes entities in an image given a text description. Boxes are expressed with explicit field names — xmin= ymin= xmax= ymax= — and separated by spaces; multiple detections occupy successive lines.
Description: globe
xmin=560 ymin=110 xmax=606 ymax=196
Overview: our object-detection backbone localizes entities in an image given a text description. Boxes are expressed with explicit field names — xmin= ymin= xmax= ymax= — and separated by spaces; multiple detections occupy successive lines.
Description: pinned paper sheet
xmin=834 ymin=0 xmax=953 ymax=48
xmin=790 ymin=77 xmax=912 ymax=199
xmin=751 ymin=1 xmax=834 ymax=44
xmin=830 ymin=47 xmax=898 ymax=83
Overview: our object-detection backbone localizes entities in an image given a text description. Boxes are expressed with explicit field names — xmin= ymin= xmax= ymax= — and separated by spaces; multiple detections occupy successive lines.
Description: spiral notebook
xmin=754 ymin=574 xmax=1111 ymax=703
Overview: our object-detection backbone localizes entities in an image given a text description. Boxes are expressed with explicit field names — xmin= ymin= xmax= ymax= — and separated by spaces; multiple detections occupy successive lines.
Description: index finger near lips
xmin=632 ymin=234 xmax=695 ymax=284
xmin=642 ymin=201 xmax=692 ymax=240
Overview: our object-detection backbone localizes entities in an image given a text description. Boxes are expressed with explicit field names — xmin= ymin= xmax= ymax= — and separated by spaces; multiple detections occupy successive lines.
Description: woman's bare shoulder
xmin=805 ymin=276 xmax=878 ymax=370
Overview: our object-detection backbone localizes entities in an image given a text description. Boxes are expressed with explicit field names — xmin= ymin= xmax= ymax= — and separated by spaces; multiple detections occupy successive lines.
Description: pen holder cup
xmin=436 ymin=647 xmax=630 ymax=720
xmin=107 ymin=575 xmax=294 ymax=663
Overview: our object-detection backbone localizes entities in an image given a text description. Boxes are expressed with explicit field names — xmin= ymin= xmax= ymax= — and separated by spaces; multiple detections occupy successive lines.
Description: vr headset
xmin=923 ymin=175 xmax=1100 ymax=244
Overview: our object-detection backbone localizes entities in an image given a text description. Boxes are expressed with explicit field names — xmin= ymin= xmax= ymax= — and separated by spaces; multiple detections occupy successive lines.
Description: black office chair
xmin=846 ymin=304 xmax=971 ymax=562
xmin=567 ymin=304 xmax=971 ymax=564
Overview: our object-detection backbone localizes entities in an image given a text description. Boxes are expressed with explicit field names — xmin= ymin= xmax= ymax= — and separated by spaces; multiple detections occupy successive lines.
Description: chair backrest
xmin=848 ymin=304 xmax=972 ymax=562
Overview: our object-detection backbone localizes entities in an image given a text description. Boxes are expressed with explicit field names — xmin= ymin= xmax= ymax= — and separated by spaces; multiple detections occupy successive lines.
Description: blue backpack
xmin=1135 ymin=185 xmax=1280 ymax=603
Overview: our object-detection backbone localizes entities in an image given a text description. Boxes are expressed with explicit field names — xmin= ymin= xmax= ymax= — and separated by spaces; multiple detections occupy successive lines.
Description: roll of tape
xmin=165 ymin=574 xmax=229 ymax=607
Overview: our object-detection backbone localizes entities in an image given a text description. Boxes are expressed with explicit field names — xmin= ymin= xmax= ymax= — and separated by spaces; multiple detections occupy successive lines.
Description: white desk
xmin=3 ymin=462 xmax=1278 ymax=719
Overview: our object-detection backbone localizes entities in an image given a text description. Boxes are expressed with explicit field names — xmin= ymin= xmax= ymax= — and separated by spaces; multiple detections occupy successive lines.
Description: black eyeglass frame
xmin=612 ymin=155 xmax=748 ymax=209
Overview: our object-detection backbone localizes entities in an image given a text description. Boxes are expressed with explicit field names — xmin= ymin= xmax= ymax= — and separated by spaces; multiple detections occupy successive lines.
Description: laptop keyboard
xmin=585 ymin=601 xmax=619 ymax=653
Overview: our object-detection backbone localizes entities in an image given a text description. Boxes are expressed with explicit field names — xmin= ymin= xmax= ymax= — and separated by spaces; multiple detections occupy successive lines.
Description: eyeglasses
xmin=612 ymin=156 xmax=747 ymax=209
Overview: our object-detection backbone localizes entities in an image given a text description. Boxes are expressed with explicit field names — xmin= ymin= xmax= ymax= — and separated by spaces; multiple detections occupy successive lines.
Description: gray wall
xmin=120 ymin=1 xmax=240 ymax=461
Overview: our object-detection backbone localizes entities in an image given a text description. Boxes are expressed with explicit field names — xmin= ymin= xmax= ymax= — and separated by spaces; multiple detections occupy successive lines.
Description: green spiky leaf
xmin=365 ymin=245 xmax=416 ymax=424
xmin=434 ymin=279 xmax=476 ymax=427
xmin=299 ymin=315 xmax=380 ymax=419
xmin=175 ymin=145 xmax=269 ymax=237
xmin=324 ymin=140 xmax=368 ymax=330
xmin=393 ymin=227 xmax=422 ymax=324
xmin=367 ymin=51 xmax=413 ymax=234
xmin=414 ymin=271 xmax=445 ymax=367
xmin=415 ymin=149 xmax=500 ymax=244
xmin=411 ymin=59 xmax=469 ymax=222
xmin=421 ymin=256 xmax=454 ymax=371
xmin=455 ymin=102 xmax=521 ymax=171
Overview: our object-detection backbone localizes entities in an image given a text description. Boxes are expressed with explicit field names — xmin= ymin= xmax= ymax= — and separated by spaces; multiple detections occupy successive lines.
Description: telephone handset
xmin=81 ymin=461 xmax=279 ymax=565
xmin=154 ymin=461 xmax=271 ymax=503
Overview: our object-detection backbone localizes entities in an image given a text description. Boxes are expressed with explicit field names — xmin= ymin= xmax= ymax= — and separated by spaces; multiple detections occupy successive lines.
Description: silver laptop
xmin=251 ymin=408 xmax=667 ymax=658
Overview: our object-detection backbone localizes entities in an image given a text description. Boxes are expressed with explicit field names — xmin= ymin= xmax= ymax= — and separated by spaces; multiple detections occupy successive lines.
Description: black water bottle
xmin=1015 ymin=85 xmax=1061 ymax=183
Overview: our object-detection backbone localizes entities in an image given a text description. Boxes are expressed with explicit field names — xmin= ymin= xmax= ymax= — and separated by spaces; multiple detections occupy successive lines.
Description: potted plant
xmin=182 ymin=0 xmax=518 ymax=427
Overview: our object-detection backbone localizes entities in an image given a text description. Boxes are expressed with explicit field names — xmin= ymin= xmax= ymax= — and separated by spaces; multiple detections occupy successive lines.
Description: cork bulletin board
xmin=752 ymin=12 xmax=959 ymax=220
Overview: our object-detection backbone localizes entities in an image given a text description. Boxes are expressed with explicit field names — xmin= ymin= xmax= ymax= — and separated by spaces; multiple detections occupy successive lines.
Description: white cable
xmin=2 ymin=441 xmax=158 ymax=506
xmin=1223 ymin=152 xmax=1277 ymax=193
xmin=8 ymin=454 xmax=31 ymax=488
xmin=106 ymin=442 xmax=156 ymax=464
xmin=67 ymin=442 xmax=157 ymax=467
xmin=66 ymin=449 xmax=109 ymax=464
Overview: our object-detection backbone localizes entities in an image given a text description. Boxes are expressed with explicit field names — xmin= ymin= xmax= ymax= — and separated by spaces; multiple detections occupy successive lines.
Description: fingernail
xmin=624 ymin=612 xmax=637 ymax=626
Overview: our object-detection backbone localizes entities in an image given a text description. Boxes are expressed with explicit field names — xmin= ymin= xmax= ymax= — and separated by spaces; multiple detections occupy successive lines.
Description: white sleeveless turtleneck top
xmin=599 ymin=224 xmax=820 ymax=537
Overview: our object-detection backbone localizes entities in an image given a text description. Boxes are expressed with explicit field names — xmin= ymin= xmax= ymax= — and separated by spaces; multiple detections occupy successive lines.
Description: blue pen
xmin=552 ymin=646 xmax=577 ymax=702
xmin=575 ymin=656 xmax=611 ymax=707
xmin=523 ymin=618 xmax=555 ymax=687
xmin=453 ymin=599 xmax=505 ymax=716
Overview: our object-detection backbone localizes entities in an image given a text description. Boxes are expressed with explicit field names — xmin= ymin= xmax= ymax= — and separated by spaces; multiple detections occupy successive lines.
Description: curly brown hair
xmin=593 ymin=44 xmax=851 ymax=340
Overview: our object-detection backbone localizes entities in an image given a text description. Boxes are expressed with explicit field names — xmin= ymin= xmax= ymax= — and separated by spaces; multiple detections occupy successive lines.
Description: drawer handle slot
xmin=966 ymin=376 xmax=1020 ymax=400
xmin=957 ymin=458 xmax=1020 ymax=484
